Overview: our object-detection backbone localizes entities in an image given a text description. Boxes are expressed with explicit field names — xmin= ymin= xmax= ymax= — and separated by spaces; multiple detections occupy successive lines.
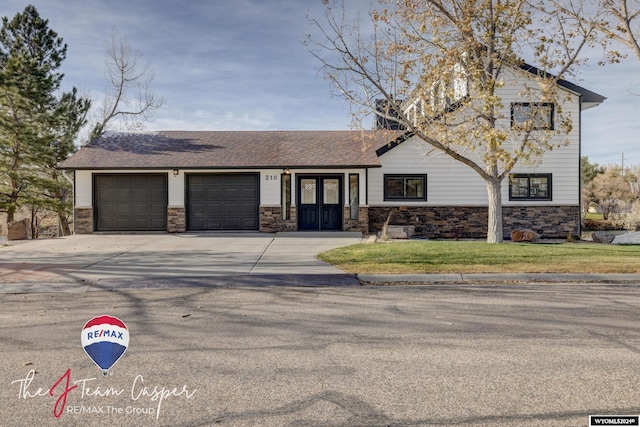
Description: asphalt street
xmin=2 ymin=283 xmax=640 ymax=426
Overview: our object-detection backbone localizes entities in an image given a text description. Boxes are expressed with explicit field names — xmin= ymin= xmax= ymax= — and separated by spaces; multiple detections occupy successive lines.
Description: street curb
xmin=0 ymin=274 xmax=362 ymax=294
xmin=357 ymin=273 xmax=640 ymax=284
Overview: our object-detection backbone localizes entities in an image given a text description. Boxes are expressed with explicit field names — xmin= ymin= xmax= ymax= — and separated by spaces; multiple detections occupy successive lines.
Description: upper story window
xmin=452 ymin=63 xmax=469 ymax=100
xmin=384 ymin=174 xmax=427 ymax=201
xmin=432 ymin=81 xmax=451 ymax=111
xmin=511 ymin=102 xmax=554 ymax=130
xmin=509 ymin=174 xmax=552 ymax=201
xmin=402 ymin=65 xmax=469 ymax=125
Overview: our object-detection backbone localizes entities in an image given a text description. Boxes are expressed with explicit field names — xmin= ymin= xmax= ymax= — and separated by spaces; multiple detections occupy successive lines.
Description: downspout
xmin=578 ymin=95 xmax=583 ymax=239
xmin=365 ymin=168 xmax=369 ymax=205
xmin=61 ymin=169 xmax=75 ymax=235
xmin=365 ymin=168 xmax=370 ymax=236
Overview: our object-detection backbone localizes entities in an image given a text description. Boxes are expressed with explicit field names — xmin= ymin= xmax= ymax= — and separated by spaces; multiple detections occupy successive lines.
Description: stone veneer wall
xmin=368 ymin=205 xmax=580 ymax=239
xmin=74 ymin=207 xmax=93 ymax=234
xmin=502 ymin=206 xmax=580 ymax=239
xmin=344 ymin=206 xmax=369 ymax=232
xmin=259 ymin=205 xmax=297 ymax=232
xmin=167 ymin=206 xmax=186 ymax=233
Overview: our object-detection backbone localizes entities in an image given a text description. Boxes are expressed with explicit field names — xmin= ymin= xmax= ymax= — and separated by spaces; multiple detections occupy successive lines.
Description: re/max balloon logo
xmin=81 ymin=315 xmax=130 ymax=376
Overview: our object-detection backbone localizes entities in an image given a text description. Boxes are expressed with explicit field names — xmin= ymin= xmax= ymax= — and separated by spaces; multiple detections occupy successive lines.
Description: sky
xmin=2 ymin=0 xmax=639 ymax=166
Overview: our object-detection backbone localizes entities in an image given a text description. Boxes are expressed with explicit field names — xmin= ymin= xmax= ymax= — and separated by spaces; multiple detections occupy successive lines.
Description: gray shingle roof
xmin=59 ymin=130 xmax=399 ymax=169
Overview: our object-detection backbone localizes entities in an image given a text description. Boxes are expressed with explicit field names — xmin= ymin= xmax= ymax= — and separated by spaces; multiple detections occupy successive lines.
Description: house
xmin=59 ymin=69 xmax=605 ymax=239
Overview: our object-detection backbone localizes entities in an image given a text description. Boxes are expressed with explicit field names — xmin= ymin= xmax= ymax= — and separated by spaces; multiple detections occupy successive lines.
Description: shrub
xmin=582 ymin=218 xmax=625 ymax=231
xmin=622 ymin=202 xmax=640 ymax=231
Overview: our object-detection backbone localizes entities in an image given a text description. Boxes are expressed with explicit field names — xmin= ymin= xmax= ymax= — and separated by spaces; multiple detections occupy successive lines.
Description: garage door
xmin=94 ymin=174 xmax=167 ymax=231
xmin=187 ymin=174 xmax=259 ymax=230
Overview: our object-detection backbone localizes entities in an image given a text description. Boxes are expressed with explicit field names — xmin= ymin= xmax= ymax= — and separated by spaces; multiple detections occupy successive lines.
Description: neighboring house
xmin=59 ymin=68 xmax=604 ymax=239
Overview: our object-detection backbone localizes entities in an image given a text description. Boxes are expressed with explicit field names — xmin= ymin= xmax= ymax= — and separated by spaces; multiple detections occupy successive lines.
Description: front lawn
xmin=318 ymin=240 xmax=640 ymax=274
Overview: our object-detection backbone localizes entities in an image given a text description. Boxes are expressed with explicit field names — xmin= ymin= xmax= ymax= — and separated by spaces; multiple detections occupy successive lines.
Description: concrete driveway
xmin=0 ymin=232 xmax=363 ymax=293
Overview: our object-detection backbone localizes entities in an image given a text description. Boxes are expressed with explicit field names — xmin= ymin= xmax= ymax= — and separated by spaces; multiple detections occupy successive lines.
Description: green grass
xmin=584 ymin=212 xmax=604 ymax=220
xmin=318 ymin=240 xmax=640 ymax=274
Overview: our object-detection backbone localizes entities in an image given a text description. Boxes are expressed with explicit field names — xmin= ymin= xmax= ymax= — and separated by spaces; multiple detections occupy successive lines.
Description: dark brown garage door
xmin=94 ymin=174 xmax=167 ymax=231
xmin=187 ymin=174 xmax=259 ymax=230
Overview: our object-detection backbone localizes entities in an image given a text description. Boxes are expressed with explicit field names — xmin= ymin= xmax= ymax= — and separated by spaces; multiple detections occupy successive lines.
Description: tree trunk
xmin=485 ymin=177 xmax=503 ymax=243
xmin=7 ymin=205 xmax=15 ymax=225
xmin=57 ymin=211 xmax=71 ymax=236
xmin=381 ymin=209 xmax=396 ymax=241
xmin=30 ymin=210 xmax=38 ymax=239
xmin=6 ymin=187 xmax=20 ymax=225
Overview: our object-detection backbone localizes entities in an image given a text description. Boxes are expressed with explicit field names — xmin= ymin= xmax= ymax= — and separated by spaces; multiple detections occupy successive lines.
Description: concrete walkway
xmin=0 ymin=232 xmax=363 ymax=293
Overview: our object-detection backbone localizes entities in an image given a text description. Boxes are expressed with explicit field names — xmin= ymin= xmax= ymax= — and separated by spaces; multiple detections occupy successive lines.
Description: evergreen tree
xmin=581 ymin=156 xmax=605 ymax=186
xmin=0 ymin=5 xmax=89 ymax=234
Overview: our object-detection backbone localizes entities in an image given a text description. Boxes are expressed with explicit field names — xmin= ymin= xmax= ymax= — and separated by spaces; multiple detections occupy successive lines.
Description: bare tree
xmin=586 ymin=165 xmax=635 ymax=219
xmin=549 ymin=0 xmax=639 ymax=63
xmin=307 ymin=0 xmax=599 ymax=242
xmin=628 ymin=164 xmax=640 ymax=197
xmin=88 ymin=29 xmax=164 ymax=141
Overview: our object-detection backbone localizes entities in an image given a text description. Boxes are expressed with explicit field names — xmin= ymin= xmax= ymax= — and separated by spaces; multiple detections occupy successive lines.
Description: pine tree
xmin=0 ymin=5 xmax=89 ymax=234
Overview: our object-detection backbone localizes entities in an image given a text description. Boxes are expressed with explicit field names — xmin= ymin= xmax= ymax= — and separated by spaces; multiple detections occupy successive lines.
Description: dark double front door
xmin=298 ymin=175 xmax=343 ymax=231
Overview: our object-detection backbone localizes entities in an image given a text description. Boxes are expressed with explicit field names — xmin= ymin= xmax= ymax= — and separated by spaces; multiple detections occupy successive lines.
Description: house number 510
xmin=265 ymin=175 xmax=278 ymax=181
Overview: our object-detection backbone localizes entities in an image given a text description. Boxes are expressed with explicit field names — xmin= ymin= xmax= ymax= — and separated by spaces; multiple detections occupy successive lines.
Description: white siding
xmin=168 ymin=170 xmax=184 ymax=206
xmin=75 ymin=170 xmax=93 ymax=207
xmin=371 ymin=68 xmax=583 ymax=206
xmin=258 ymin=170 xmax=283 ymax=205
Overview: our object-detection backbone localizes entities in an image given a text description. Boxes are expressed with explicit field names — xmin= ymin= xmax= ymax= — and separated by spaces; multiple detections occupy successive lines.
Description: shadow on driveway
xmin=0 ymin=232 xmax=363 ymax=293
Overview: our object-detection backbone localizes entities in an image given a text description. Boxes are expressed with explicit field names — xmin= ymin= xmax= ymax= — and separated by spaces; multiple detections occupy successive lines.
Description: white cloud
xmin=2 ymin=0 xmax=639 ymax=164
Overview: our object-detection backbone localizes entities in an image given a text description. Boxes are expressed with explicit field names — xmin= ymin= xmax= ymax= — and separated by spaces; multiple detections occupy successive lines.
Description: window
xmin=300 ymin=178 xmax=316 ymax=204
xmin=509 ymin=174 xmax=552 ymax=201
xmin=349 ymin=174 xmax=359 ymax=220
xmin=511 ymin=102 xmax=554 ymax=130
xmin=323 ymin=178 xmax=340 ymax=204
xmin=453 ymin=64 xmax=469 ymax=101
xmin=432 ymin=81 xmax=451 ymax=110
xmin=384 ymin=175 xmax=427 ymax=201
xmin=281 ymin=173 xmax=291 ymax=220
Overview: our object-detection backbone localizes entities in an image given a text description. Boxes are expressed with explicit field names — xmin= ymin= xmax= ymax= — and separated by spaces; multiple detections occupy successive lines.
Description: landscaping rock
xmin=364 ymin=235 xmax=378 ymax=244
xmin=380 ymin=227 xmax=406 ymax=239
xmin=591 ymin=231 xmax=616 ymax=244
xmin=387 ymin=225 xmax=416 ymax=239
xmin=612 ymin=231 xmax=640 ymax=245
xmin=381 ymin=225 xmax=415 ymax=239
xmin=510 ymin=228 xmax=540 ymax=242
xmin=8 ymin=218 xmax=31 ymax=241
